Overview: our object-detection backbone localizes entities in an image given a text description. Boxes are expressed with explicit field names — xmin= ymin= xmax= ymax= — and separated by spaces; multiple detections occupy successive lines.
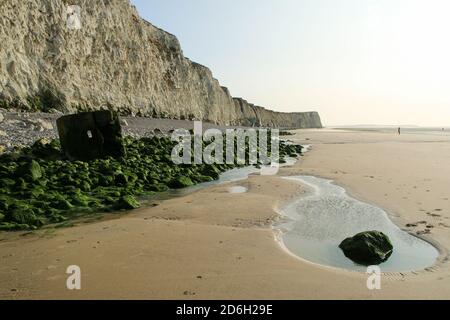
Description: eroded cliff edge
xmin=0 ymin=0 xmax=322 ymax=128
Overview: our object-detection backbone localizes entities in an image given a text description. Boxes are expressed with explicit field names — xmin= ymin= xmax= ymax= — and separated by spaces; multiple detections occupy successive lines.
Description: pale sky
xmin=131 ymin=0 xmax=450 ymax=126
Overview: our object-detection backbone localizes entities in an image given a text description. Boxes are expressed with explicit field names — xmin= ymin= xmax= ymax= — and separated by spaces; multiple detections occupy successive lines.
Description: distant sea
xmin=330 ymin=126 xmax=450 ymax=136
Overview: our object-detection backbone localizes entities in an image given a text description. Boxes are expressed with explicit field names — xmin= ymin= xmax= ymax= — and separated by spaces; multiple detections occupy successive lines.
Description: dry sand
xmin=1 ymin=128 xmax=449 ymax=299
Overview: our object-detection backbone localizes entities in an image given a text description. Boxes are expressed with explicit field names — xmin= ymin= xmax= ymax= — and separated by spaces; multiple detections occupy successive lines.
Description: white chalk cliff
xmin=0 ymin=0 xmax=322 ymax=128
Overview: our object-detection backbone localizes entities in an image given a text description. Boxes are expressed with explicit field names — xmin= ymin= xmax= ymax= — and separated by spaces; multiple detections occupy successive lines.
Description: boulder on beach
xmin=116 ymin=195 xmax=141 ymax=210
xmin=169 ymin=176 xmax=194 ymax=189
xmin=339 ymin=231 xmax=394 ymax=265
xmin=18 ymin=160 xmax=43 ymax=181
xmin=56 ymin=110 xmax=125 ymax=161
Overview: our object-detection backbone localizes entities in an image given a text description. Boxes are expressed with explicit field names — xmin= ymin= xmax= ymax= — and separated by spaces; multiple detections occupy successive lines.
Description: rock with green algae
xmin=8 ymin=204 xmax=44 ymax=228
xmin=339 ymin=231 xmax=394 ymax=266
xmin=0 ymin=132 xmax=305 ymax=231
xmin=116 ymin=195 xmax=140 ymax=210
xmin=18 ymin=160 xmax=42 ymax=181
xmin=168 ymin=176 xmax=194 ymax=189
xmin=30 ymin=139 xmax=62 ymax=160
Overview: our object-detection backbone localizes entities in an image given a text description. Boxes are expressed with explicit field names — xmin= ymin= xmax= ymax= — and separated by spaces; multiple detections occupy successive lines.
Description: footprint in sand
xmin=427 ymin=213 xmax=442 ymax=218
xmin=406 ymin=223 xmax=418 ymax=228
xmin=417 ymin=229 xmax=432 ymax=235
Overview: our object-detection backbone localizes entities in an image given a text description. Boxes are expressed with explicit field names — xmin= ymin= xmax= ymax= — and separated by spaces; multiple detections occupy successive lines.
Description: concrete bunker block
xmin=56 ymin=111 xmax=125 ymax=161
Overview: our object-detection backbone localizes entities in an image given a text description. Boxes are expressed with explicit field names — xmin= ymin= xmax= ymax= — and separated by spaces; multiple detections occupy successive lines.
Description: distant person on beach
xmin=398 ymin=127 xmax=401 ymax=135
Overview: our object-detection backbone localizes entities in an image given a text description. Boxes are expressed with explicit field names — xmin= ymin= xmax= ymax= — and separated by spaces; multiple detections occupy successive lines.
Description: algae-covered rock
xmin=28 ymin=186 xmax=45 ymax=198
xmin=30 ymin=138 xmax=62 ymax=160
xmin=0 ymin=131 xmax=304 ymax=231
xmin=169 ymin=176 xmax=194 ymax=189
xmin=1 ymin=178 xmax=15 ymax=188
xmin=0 ymin=222 xmax=23 ymax=231
xmin=192 ymin=175 xmax=214 ymax=183
xmin=116 ymin=195 xmax=140 ymax=210
xmin=69 ymin=193 xmax=93 ymax=207
xmin=51 ymin=195 xmax=74 ymax=210
xmin=339 ymin=231 xmax=394 ymax=266
xmin=8 ymin=204 xmax=43 ymax=227
xmin=18 ymin=160 xmax=42 ymax=181
xmin=147 ymin=182 xmax=168 ymax=192
xmin=114 ymin=172 xmax=129 ymax=185
xmin=201 ymin=165 xmax=221 ymax=180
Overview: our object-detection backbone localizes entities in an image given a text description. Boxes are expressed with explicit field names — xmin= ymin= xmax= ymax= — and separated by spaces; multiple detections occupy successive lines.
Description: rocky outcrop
xmin=339 ymin=231 xmax=394 ymax=265
xmin=0 ymin=0 xmax=322 ymax=128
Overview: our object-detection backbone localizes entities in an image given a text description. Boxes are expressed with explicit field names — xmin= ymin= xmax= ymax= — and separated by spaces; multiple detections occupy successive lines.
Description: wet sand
xmin=1 ymin=128 xmax=450 ymax=299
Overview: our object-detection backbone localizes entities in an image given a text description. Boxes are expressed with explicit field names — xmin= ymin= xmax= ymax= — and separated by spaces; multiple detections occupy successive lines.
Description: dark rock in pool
xmin=339 ymin=231 xmax=394 ymax=266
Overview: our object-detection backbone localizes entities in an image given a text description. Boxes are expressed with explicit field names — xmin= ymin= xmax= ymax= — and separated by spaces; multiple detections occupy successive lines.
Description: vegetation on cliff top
xmin=0 ymin=134 xmax=303 ymax=231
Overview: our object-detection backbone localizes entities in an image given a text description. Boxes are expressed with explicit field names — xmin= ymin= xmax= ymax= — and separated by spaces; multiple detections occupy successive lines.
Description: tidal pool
xmin=228 ymin=186 xmax=248 ymax=194
xmin=140 ymin=166 xmax=260 ymax=203
xmin=141 ymin=155 xmax=300 ymax=204
xmin=275 ymin=176 xmax=439 ymax=272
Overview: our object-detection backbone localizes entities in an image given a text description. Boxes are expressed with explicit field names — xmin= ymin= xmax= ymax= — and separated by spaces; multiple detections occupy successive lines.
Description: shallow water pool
xmin=228 ymin=186 xmax=249 ymax=194
xmin=140 ymin=166 xmax=260 ymax=203
xmin=275 ymin=176 xmax=439 ymax=272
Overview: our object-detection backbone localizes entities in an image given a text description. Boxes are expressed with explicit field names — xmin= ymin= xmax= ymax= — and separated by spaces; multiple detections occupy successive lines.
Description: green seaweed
xmin=116 ymin=195 xmax=141 ymax=210
xmin=0 ymin=133 xmax=302 ymax=231
xmin=168 ymin=176 xmax=194 ymax=189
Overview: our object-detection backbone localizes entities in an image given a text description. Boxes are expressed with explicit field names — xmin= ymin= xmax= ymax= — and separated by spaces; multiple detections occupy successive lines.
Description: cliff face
xmin=0 ymin=0 xmax=322 ymax=128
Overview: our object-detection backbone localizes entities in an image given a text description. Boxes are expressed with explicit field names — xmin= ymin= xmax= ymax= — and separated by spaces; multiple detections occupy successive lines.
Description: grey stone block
xmin=56 ymin=111 xmax=125 ymax=161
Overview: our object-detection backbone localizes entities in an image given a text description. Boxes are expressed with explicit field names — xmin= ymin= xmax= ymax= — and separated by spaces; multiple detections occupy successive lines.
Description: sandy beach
xmin=1 ymin=128 xmax=450 ymax=300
